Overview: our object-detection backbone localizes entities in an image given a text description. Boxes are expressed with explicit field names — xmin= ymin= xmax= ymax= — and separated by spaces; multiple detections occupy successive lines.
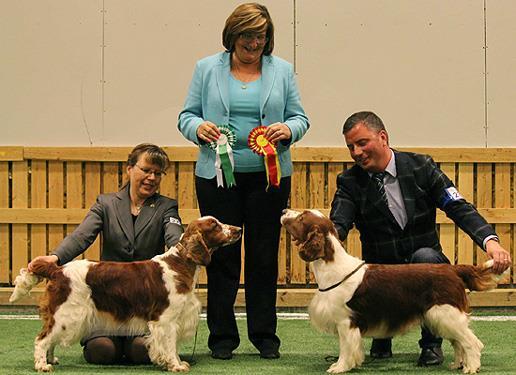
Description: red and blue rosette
xmin=248 ymin=126 xmax=281 ymax=189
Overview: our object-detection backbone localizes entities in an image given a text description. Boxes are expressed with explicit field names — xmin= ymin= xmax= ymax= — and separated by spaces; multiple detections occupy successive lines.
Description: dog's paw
xmin=167 ymin=361 xmax=190 ymax=372
xmin=35 ymin=363 xmax=53 ymax=372
xmin=47 ymin=356 xmax=59 ymax=365
xmin=449 ymin=361 xmax=463 ymax=370
xmin=462 ymin=365 xmax=480 ymax=374
xmin=327 ymin=361 xmax=352 ymax=373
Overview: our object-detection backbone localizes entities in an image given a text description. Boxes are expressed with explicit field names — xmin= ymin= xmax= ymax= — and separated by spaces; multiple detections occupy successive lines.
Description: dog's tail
xmin=455 ymin=260 xmax=510 ymax=292
xmin=9 ymin=260 xmax=59 ymax=302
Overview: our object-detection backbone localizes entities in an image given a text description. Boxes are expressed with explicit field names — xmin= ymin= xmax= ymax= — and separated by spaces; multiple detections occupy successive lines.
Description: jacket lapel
xmin=395 ymin=151 xmax=416 ymax=226
xmin=260 ymin=55 xmax=275 ymax=113
xmin=216 ymin=53 xmax=230 ymax=114
xmin=115 ymin=186 xmax=135 ymax=245
xmin=134 ymin=194 xmax=158 ymax=239
xmin=359 ymin=168 xmax=400 ymax=228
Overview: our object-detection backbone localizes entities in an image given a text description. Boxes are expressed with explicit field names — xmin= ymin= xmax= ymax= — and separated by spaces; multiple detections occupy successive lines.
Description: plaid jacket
xmin=329 ymin=150 xmax=496 ymax=263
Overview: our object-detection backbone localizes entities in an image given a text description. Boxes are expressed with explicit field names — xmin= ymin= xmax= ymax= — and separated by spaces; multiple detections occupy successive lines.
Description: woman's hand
xmin=197 ymin=121 xmax=221 ymax=143
xmin=27 ymin=255 xmax=59 ymax=273
xmin=264 ymin=123 xmax=292 ymax=145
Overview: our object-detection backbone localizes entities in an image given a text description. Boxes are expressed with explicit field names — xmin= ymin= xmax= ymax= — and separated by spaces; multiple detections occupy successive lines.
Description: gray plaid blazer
xmin=53 ymin=184 xmax=183 ymax=264
xmin=330 ymin=150 xmax=496 ymax=263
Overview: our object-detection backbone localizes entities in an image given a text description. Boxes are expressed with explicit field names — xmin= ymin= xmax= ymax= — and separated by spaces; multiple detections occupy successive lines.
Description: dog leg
xmin=46 ymin=344 xmax=59 ymax=365
xmin=327 ymin=320 xmax=361 ymax=373
xmin=449 ymin=339 xmax=464 ymax=370
xmin=147 ymin=320 xmax=190 ymax=372
xmin=424 ymin=305 xmax=483 ymax=374
xmin=34 ymin=335 xmax=54 ymax=372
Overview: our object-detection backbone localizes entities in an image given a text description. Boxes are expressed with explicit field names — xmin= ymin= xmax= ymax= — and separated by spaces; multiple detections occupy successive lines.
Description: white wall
xmin=1 ymin=0 xmax=515 ymax=147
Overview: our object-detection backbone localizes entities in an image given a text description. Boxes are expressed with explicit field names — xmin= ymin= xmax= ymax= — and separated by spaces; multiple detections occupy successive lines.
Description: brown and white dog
xmin=281 ymin=209 xmax=508 ymax=374
xmin=10 ymin=216 xmax=241 ymax=373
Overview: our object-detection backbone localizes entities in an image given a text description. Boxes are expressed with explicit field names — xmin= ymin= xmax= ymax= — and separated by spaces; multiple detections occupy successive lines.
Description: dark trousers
xmin=409 ymin=247 xmax=450 ymax=349
xmin=195 ymin=172 xmax=290 ymax=352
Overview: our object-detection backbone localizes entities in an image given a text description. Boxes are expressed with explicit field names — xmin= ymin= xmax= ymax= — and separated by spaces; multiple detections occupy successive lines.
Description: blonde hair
xmin=222 ymin=3 xmax=274 ymax=56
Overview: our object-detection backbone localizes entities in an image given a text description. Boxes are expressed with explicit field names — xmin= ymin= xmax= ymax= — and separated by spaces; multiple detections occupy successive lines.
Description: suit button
xmin=261 ymin=114 xmax=265 ymax=119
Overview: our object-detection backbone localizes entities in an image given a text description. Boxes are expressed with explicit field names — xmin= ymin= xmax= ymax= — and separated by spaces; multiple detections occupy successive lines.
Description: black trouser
xmin=195 ymin=173 xmax=291 ymax=352
xmin=409 ymin=247 xmax=450 ymax=348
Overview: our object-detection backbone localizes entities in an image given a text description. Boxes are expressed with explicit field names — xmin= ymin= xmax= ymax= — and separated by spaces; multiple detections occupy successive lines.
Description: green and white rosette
xmin=208 ymin=126 xmax=237 ymax=188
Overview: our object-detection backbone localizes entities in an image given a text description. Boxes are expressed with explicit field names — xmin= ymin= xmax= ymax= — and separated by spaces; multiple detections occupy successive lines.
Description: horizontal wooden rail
xmin=1 ymin=288 xmax=514 ymax=308
xmin=1 ymin=146 xmax=516 ymax=162
xmin=1 ymin=208 xmax=515 ymax=225
xmin=0 ymin=208 xmax=200 ymax=225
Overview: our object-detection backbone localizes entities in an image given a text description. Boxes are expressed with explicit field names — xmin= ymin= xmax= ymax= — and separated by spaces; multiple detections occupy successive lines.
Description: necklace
xmin=233 ymin=63 xmax=259 ymax=90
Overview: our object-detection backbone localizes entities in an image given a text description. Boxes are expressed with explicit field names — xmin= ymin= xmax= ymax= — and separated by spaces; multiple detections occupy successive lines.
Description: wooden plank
xmin=0 ymin=146 xmax=513 ymax=164
xmin=457 ymin=163 xmax=474 ymax=265
xmin=30 ymin=161 xmax=47 ymax=261
xmin=0 ymin=162 xmax=9 ymax=283
xmin=3 ymin=287 xmax=514 ymax=308
xmin=1 ymin=207 xmax=515 ymax=226
xmin=48 ymin=162 xmax=64 ymax=253
xmin=0 ymin=208 xmax=203 ymax=224
xmin=439 ymin=163 xmax=456 ymax=263
xmin=475 ymin=163 xmax=492 ymax=265
xmin=327 ymin=163 xmax=344 ymax=206
xmin=102 ymin=162 xmax=119 ymax=194
xmin=278 ymin=227 xmax=287 ymax=285
xmin=65 ymin=162 xmax=82 ymax=261
xmin=159 ymin=162 xmax=176 ymax=199
xmin=291 ymin=147 xmax=516 ymax=163
xmin=290 ymin=163 xmax=308 ymax=284
xmin=494 ymin=163 xmax=511 ymax=284
xmin=12 ymin=161 xmax=29 ymax=281
xmin=0 ymin=147 xmax=23 ymax=161
xmin=23 ymin=147 xmax=199 ymax=162
xmin=308 ymin=162 xmax=325 ymax=283
xmin=84 ymin=162 xmax=101 ymax=261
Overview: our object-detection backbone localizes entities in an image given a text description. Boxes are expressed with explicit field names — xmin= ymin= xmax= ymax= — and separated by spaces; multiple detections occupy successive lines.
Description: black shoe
xmin=260 ymin=348 xmax=280 ymax=359
xmin=417 ymin=347 xmax=444 ymax=366
xmin=370 ymin=338 xmax=392 ymax=359
xmin=211 ymin=348 xmax=233 ymax=360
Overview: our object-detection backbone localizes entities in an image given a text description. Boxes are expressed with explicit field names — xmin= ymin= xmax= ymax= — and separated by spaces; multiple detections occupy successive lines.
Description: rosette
xmin=208 ymin=125 xmax=236 ymax=188
xmin=248 ymin=126 xmax=281 ymax=189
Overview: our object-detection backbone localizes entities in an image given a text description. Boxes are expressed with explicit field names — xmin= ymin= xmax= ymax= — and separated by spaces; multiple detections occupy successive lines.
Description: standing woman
xmin=27 ymin=143 xmax=183 ymax=365
xmin=178 ymin=2 xmax=309 ymax=360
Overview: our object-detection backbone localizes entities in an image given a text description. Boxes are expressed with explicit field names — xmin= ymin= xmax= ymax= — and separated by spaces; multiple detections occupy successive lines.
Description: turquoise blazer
xmin=178 ymin=51 xmax=309 ymax=179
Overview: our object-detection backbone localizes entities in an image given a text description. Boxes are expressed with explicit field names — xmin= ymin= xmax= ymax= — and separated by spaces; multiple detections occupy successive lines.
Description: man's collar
xmin=367 ymin=149 xmax=397 ymax=178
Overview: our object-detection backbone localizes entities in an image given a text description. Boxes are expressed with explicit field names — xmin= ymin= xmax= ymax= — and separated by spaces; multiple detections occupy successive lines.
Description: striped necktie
xmin=372 ymin=172 xmax=388 ymax=204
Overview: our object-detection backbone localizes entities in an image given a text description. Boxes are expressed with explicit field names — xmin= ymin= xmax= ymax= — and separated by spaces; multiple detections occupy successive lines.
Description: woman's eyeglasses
xmin=135 ymin=164 xmax=166 ymax=178
xmin=239 ymin=32 xmax=268 ymax=44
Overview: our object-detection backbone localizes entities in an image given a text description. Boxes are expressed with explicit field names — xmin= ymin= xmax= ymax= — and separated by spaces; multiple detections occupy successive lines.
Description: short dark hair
xmin=222 ymin=3 xmax=274 ymax=56
xmin=342 ymin=111 xmax=386 ymax=134
xmin=127 ymin=143 xmax=170 ymax=172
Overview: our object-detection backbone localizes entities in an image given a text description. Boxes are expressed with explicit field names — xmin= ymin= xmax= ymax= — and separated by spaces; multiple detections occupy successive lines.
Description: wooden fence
xmin=0 ymin=146 xmax=515 ymax=307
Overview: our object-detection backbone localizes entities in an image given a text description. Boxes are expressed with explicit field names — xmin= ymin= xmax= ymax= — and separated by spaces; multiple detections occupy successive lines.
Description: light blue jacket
xmin=178 ymin=51 xmax=309 ymax=179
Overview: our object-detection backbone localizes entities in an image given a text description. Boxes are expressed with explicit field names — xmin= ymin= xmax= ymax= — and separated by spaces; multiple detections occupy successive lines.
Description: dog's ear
xmin=299 ymin=225 xmax=326 ymax=261
xmin=184 ymin=231 xmax=211 ymax=266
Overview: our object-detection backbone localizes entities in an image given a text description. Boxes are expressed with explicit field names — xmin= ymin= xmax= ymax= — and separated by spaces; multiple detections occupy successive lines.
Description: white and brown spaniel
xmin=10 ymin=216 xmax=241 ymax=373
xmin=281 ymin=209 xmax=508 ymax=374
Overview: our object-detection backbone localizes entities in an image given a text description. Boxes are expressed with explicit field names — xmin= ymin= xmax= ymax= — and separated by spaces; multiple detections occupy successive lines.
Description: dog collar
xmin=318 ymin=261 xmax=366 ymax=292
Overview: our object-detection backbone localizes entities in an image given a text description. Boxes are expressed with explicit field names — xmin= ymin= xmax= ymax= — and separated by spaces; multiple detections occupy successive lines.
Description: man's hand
xmin=485 ymin=240 xmax=511 ymax=274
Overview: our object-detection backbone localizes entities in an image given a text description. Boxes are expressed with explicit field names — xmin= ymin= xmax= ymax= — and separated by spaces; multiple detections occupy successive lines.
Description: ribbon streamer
xmin=208 ymin=126 xmax=236 ymax=188
xmin=248 ymin=126 xmax=281 ymax=189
